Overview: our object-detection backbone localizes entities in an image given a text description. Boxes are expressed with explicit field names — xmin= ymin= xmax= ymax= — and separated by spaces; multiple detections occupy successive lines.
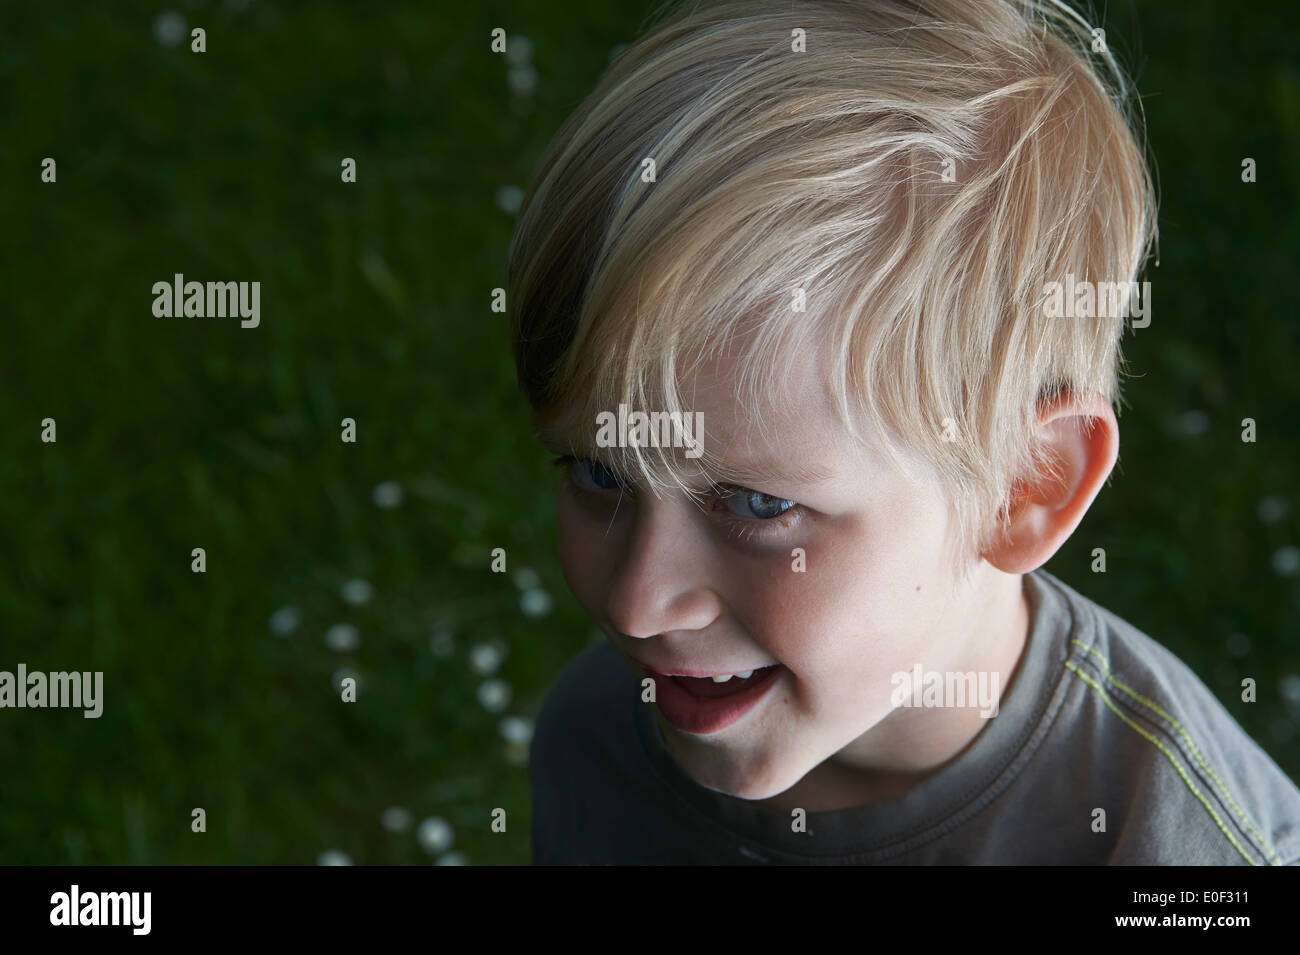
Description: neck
xmin=762 ymin=569 xmax=1032 ymax=813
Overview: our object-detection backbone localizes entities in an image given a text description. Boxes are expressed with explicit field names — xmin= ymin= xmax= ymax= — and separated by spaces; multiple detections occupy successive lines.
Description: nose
xmin=604 ymin=495 xmax=722 ymax=640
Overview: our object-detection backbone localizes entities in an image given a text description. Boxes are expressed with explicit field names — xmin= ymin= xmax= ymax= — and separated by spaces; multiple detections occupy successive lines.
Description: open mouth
xmin=641 ymin=663 xmax=785 ymax=735
xmin=669 ymin=665 xmax=782 ymax=700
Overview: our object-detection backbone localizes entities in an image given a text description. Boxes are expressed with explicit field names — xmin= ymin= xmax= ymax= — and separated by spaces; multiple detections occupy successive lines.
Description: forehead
xmin=538 ymin=327 xmax=870 ymax=488
xmin=689 ymin=335 xmax=842 ymax=459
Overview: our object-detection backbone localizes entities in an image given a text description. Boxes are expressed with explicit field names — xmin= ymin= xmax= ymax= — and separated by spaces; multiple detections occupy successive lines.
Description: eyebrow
xmin=540 ymin=436 xmax=833 ymax=490
xmin=703 ymin=457 xmax=833 ymax=488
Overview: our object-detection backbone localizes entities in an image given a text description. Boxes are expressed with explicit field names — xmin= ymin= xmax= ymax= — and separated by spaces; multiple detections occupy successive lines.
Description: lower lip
xmin=644 ymin=665 xmax=784 ymax=735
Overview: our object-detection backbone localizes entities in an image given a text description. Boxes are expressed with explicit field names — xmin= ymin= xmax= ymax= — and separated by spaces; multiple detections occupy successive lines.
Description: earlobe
xmin=982 ymin=394 xmax=1118 ymax=575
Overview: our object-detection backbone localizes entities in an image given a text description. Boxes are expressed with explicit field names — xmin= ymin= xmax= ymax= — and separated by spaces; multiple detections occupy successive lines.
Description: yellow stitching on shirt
xmin=1072 ymin=639 xmax=1280 ymax=864
xmin=1064 ymin=660 xmax=1259 ymax=865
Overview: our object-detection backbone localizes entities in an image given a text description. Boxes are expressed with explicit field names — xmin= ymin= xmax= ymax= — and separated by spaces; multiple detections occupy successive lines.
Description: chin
xmin=685 ymin=752 xmax=804 ymax=802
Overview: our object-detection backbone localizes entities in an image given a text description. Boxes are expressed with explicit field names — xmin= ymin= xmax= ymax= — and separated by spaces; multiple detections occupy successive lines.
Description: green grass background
xmin=0 ymin=0 xmax=1296 ymax=864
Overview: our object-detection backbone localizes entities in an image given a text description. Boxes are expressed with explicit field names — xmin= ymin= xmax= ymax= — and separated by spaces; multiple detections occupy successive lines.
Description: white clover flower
xmin=341 ymin=578 xmax=374 ymax=606
xmin=1281 ymin=675 xmax=1300 ymax=708
xmin=507 ymin=64 xmax=538 ymax=99
xmin=325 ymin=623 xmax=360 ymax=651
xmin=1272 ymin=546 xmax=1300 ymax=577
xmin=520 ymin=588 xmax=553 ymax=619
xmin=269 ymin=605 xmax=300 ymax=637
xmin=372 ymin=481 xmax=404 ymax=509
xmin=498 ymin=715 xmax=533 ymax=745
xmin=495 ymin=185 xmax=524 ymax=215
xmin=1178 ymin=410 xmax=1209 ymax=436
xmin=429 ymin=626 xmax=455 ymax=658
xmin=153 ymin=11 xmax=186 ymax=47
xmin=469 ymin=642 xmax=504 ymax=676
xmin=504 ymin=35 xmax=533 ymax=65
xmin=1257 ymin=496 xmax=1288 ymax=525
xmin=380 ymin=806 xmax=412 ymax=832
xmin=478 ymin=679 xmax=511 ymax=713
xmin=417 ymin=817 xmax=454 ymax=855
xmin=317 ymin=850 xmax=352 ymax=866
xmin=512 ymin=567 xmax=541 ymax=591
xmin=435 ymin=852 xmax=468 ymax=866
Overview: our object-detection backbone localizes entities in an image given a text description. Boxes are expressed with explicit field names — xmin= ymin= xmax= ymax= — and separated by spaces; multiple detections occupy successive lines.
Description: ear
xmin=982 ymin=393 xmax=1119 ymax=575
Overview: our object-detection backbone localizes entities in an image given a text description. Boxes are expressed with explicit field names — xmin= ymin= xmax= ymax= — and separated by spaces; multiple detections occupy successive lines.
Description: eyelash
xmin=550 ymin=454 xmax=804 ymax=544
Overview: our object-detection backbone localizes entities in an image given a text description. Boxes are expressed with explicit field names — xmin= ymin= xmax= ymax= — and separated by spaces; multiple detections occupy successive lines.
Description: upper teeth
xmin=712 ymin=670 xmax=754 ymax=683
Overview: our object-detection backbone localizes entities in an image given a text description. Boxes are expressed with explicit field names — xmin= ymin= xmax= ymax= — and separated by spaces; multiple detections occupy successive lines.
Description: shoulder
xmin=1036 ymin=570 xmax=1300 ymax=865
xmin=528 ymin=639 xmax=646 ymax=864
xmin=531 ymin=638 xmax=633 ymax=755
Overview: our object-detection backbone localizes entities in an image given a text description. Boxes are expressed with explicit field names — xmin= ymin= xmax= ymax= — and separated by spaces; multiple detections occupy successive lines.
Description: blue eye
xmin=724 ymin=489 xmax=796 ymax=520
xmin=587 ymin=462 xmax=621 ymax=488
xmin=583 ymin=459 xmax=624 ymax=491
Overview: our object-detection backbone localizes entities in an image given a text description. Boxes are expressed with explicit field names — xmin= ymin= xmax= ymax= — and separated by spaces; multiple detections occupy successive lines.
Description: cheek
xmin=746 ymin=515 xmax=949 ymax=677
xmin=555 ymin=491 xmax=613 ymax=616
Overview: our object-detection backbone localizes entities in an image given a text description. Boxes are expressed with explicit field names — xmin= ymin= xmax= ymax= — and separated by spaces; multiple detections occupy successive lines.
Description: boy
xmin=507 ymin=0 xmax=1300 ymax=863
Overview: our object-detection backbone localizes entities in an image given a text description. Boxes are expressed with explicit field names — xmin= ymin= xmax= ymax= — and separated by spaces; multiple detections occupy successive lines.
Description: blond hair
xmin=508 ymin=0 xmax=1156 ymax=559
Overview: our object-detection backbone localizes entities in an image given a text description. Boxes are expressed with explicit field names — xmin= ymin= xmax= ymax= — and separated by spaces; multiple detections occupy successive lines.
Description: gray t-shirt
xmin=529 ymin=569 xmax=1300 ymax=864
